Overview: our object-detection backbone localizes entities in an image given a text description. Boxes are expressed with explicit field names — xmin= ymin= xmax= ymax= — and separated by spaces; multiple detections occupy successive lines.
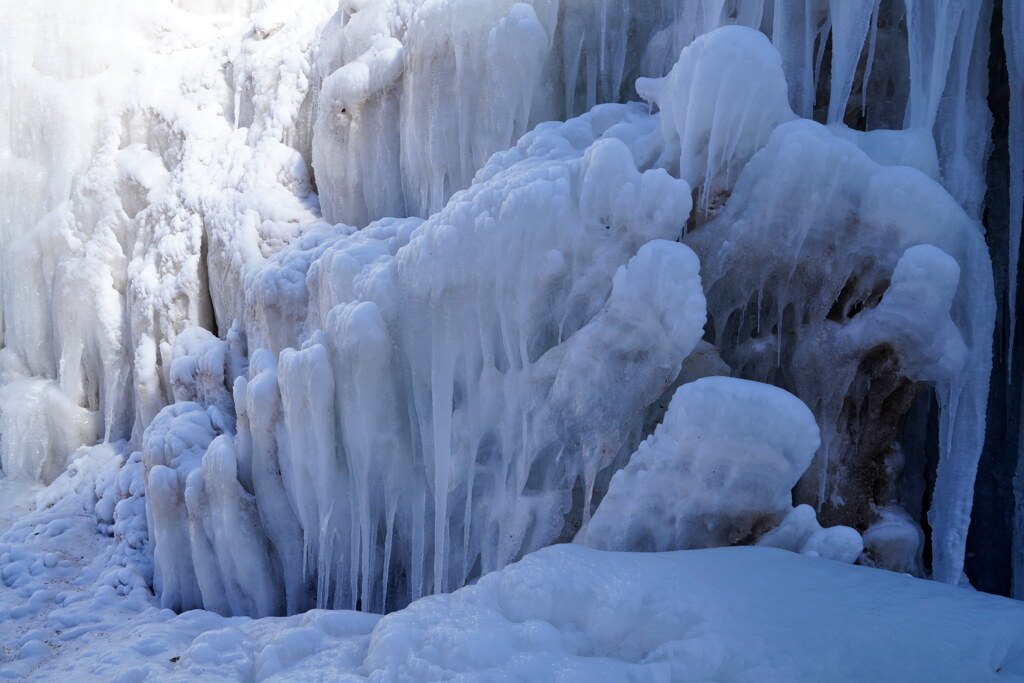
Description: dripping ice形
xmin=0 ymin=0 xmax=1020 ymax=616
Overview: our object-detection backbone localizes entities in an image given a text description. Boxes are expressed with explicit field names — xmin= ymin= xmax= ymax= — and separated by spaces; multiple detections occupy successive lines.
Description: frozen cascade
xmin=144 ymin=24 xmax=993 ymax=611
xmin=151 ymin=106 xmax=706 ymax=612
xmin=0 ymin=0 xmax=1020 ymax=622
xmin=684 ymin=118 xmax=994 ymax=581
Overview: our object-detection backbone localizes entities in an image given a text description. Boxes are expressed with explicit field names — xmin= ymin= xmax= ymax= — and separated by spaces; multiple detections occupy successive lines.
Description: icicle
xmin=382 ymin=501 xmax=396 ymax=610
xmin=932 ymin=0 xmax=989 ymax=216
xmin=772 ymin=0 xmax=822 ymax=118
xmin=827 ymin=0 xmax=877 ymax=124
xmin=564 ymin=32 xmax=585 ymax=119
xmin=812 ymin=14 xmax=832 ymax=102
xmin=860 ymin=0 xmax=880 ymax=118
xmin=903 ymin=0 xmax=972 ymax=130
xmin=1007 ymin=2 xmax=1024 ymax=380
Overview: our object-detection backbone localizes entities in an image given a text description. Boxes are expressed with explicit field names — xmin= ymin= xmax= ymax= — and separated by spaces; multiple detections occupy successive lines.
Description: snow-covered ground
xmin=3 ymin=473 xmax=1024 ymax=681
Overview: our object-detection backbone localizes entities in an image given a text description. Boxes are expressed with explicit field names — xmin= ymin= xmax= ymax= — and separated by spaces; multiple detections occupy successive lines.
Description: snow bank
xmin=6 ymin=514 xmax=1024 ymax=682
xmin=358 ymin=544 xmax=1024 ymax=681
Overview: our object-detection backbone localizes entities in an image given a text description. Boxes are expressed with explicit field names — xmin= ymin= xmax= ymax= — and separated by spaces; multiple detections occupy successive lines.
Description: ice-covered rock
xmin=579 ymin=377 xmax=824 ymax=552
xmin=684 ymin=117 xmax=994 ymax=582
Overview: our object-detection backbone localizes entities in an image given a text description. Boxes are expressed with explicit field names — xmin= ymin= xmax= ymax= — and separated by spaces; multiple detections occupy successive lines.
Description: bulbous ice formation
xmin=579 ymin=377 xmax=831 ymax=552
xmin=638 ymin=25 xmax=796 ymax=211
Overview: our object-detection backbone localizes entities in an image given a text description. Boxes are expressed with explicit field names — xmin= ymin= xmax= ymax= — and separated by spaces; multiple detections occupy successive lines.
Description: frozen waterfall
xmin=0 ymin=0 xmax=1021 ymax=620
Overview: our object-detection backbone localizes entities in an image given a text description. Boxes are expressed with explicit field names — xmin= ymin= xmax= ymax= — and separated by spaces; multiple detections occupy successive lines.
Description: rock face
xmin=0 ymin=0 xmax=1021 ymax=615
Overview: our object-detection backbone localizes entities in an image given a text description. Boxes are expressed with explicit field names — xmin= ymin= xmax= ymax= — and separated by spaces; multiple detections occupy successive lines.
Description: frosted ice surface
xmin=827 ymin=123 xmax=940 ymax=180
xmin=579 ymin=377 xmax=829 ymax=552
xmin=639 ymin=25 xmax=796 ymax=211
xmin=756 ymin=503 xmax=863 ymax=564
xmin=685 ymin=118 xmax=993 ymax=582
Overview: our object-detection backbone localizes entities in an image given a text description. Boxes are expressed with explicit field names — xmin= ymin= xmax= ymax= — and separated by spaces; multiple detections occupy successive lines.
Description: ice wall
xmin=0 ymin=0 xmax=1016 ymax=614
xmin=0 ymin=0 xmax=331 ymax=478
xmin=309 ymin=0 xmax=775 ymax=226
xmin=147 ymin=105 xmax=706 ymax=613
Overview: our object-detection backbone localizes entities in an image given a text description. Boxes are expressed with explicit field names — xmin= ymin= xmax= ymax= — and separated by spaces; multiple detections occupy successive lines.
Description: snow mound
xmin=362 ymin=544 xmax=1024 ymax=681
xmin=7 ymin=532 xmax=1024 ymax=681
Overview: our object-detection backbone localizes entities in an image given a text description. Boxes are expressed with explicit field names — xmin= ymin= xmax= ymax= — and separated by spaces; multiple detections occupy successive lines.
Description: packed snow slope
xmin=1 ymin=0 xmax=1023 ymax=678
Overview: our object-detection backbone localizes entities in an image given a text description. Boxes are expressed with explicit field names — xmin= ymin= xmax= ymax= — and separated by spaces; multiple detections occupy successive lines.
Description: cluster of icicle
xmin=0 ymin=0 xmax=1012 ymax=613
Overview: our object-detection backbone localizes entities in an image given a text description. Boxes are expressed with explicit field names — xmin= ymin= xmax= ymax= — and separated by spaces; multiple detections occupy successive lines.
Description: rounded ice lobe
xmin=639 ymin=25 xmax=796 ymax=210
xmin=579 ymin=376 xmax=820 ymax=552
xmin=607 ymin=239 xmax=706 ymax=359
xmin=756 ymin=504 xmax=864 ymax=564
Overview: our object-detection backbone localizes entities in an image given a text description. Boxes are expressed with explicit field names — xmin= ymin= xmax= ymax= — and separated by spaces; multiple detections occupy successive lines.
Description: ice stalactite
xmin=904 ymin=0 xmax=978 ymax=130
xmin=827 ymin=0 xmax=878 ymax=124
xmin=905 ymin=0 xmax=993 ymax=218
xmin=770 ymin=0 xmax=829 ymax=119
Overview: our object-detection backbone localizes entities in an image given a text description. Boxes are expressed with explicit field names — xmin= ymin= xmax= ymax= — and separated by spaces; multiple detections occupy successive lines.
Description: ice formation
xmin=148 ymin=112 xmax=706 ymax=612
xmin=684 ymin=118 xmax=994 ymax=582
xmin=0 ymin=0 xmax=1021 ymax=654
xmin=579 ymin=377 xmax=827 ymax=552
